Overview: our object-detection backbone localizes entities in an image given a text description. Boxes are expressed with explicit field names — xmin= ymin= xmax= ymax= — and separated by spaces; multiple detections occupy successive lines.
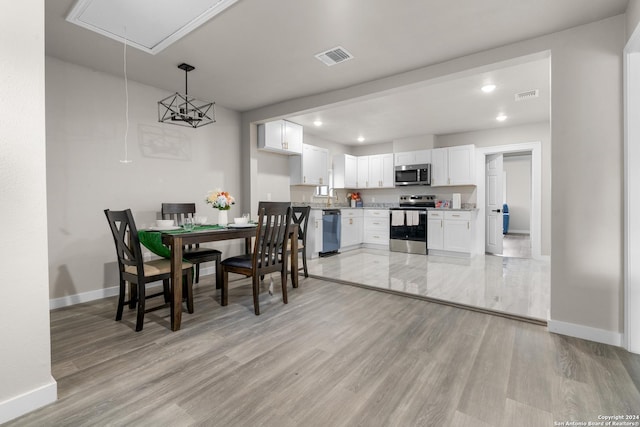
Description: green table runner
xmin=139 ymin=225 xmax=225 ymax=259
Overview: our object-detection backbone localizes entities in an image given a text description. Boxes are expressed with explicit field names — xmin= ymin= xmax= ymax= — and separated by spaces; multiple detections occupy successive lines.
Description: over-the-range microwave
xmin=394 ymin=164 xmax=431 ymax=186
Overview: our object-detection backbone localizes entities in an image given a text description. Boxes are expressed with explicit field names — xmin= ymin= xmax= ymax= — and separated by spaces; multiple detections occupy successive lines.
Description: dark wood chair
xmin=104 ymin=209 xmax=194 ymax=332
xmin=291 ymin=206 xmax=311 ymax=277
xmin=220 ymin=202 xmax=292 ymax=315
xmin=161 ymin=203 xmax=223 ymax=286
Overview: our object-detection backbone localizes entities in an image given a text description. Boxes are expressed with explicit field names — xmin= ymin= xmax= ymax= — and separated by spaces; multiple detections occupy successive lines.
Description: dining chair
xmin=220 ymin=202 xmax=292 ymax=315
xmin=161 ymin=203 xmax=223 ymax=286
xmin=104 ymin=209 xmax=194 ymax=332
xmin=291 ymin=206 xmax=311 ymax=278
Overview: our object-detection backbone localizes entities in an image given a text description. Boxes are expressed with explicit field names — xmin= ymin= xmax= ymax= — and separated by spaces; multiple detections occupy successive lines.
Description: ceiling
xmin=45 ymin=0 xmax=628 ymax=144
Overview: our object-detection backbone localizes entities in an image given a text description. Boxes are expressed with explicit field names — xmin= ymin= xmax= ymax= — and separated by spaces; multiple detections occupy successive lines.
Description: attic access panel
xmin=66 ymin=0 xmax=238 ymax=55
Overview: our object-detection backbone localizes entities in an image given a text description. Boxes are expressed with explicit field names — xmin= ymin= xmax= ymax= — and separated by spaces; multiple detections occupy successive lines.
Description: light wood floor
xmin=7 ymin=275 xmax=640 ymax=426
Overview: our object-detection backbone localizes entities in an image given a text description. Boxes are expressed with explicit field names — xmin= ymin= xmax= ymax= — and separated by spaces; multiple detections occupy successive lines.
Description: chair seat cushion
xmin=221 ymin=254 xmax=253 ymax=269
xmin=125 ymin=259 xmax=193 ymax=276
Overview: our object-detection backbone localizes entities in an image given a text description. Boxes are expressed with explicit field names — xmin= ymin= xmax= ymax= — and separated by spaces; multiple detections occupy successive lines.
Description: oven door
xmin=389 ymin=209 xmax=428 ymax=254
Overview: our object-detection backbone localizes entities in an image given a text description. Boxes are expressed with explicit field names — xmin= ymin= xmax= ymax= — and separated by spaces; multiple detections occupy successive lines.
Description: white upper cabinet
xmin=290 ymin=144 xmax=329 ymax=186
xmin=394 ymin=149 xmax=431 ymax=166
xmin=368 ymin=153 xmax=394 ymax=188
xmin=258 ymin=120 xmax=303 ymax=155
xmin=431 ymin=145 xmax=475 ymax=186
xmin=333 ymin=154 xmax=358 ymax=189
xmin=448 ymin=145 xmax=475 ymax=185
xmin=356 ymin=156 xmax=369 ymax=188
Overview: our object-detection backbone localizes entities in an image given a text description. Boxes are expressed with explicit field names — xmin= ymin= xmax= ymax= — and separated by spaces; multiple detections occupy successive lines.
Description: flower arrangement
xmin=347 ymin=192 xmax=361 ymax=201
xmin=206 ymin=190 xmax=235 ymax=210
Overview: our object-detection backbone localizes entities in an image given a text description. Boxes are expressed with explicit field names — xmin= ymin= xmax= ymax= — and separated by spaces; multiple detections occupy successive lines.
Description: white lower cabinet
xmin=363 ymin=209 xmax=389 ymax=246
xmin=428 ymin=210 xmax=474 ymax=256
xmin=340 ymin=209 xmax=363 ymax=250
xmin=427 ymin=211 xmax=444 ymax=250
xmin=307 ymin=209 xmax=324 ymax=258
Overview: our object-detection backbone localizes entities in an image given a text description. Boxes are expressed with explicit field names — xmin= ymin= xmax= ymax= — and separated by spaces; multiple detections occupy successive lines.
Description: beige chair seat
xmin=125 ymin=259 xmax=193 ymax=276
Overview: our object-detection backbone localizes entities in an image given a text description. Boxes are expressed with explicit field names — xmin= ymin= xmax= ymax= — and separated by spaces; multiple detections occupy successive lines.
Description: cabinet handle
xmin=452 ymin=214 xmax=460 ymax=217
xmin=441 ymin=220 xmax=443 ymax=228
xmin=468 ymin=221 xmax=470 ymax=229
xmin=303 ymin=176 xmax=306 ymax=183
xmin=349 ymin=218 xmax=353 ymax=225
xmin=319 ymin=177 xmax=323 ymax=185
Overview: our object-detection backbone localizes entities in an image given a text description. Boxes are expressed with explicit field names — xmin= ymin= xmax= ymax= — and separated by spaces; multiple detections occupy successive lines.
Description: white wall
xmin=0 ymin=1 xmax=57 ymax=423
xmin=436 ymin=122 xmax=550 ymax=254
xmin=628 ymin=0 xmax=640 ymax=42
xmin=46 ymin=57 xmax=243 ymax=301
xmin=242 ymin=16 xmax=626 ymax=343
xmin=504 ymin=154 xmax=532 ymax=233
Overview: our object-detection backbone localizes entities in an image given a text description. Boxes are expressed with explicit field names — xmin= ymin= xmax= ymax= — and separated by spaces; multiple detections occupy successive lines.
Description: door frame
xmin=624 ymin=26 xmax=640 ymax=354
xmin=475 ymin=142 xmax=543 ymax=259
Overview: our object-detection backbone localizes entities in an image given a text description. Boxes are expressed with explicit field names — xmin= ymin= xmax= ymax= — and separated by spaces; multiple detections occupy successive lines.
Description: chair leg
xmin=221 ymin=269 xmax=229 ymax=306
xmin=252 ymin=274 xmax=261 ymax=315
xmin=195 ymin=264 xmax=201 ymax=284
xmin=129 ymin=281 xmax=137 ymax=309
xmin=281 ymin=269 xmax=288 ymax=305
xmin=116 ymin=278 xmax=126 ymax=321
xmin=302 ymin=248 xmax=308 ymax=278
xmin=135 ymin=283 xmax=146 ymax=332
xmin=184 ymin=269 xmax=194 ymax=314
xmin=163 ymin=279 xmax=171 ymax=303
xmin=215 ymin=255 xmax=223 ymax=289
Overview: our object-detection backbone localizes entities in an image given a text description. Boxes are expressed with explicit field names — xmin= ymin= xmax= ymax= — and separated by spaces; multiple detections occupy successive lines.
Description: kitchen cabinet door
xmin=368 ymin=153 xmax=394 ymax=188
xmin=357 ymin=156 xmax=369 ymax=188
xmin=395 ymin=150 xmax=431 ymax=166
xmin=448 ymin=144 xmax=475 ymax=185
xmin=341 ymin=216 xmax=363 ymax=249
xmin=427 ymin=211 xmax=444 ymax=250
xmin=431 ymin=148 xmax=448 ymax=186
xmin=290 ymin=144 xmax=329 ymax=186
xmin=258 ymin=120 xmax=303 ymax=155
xmin=443 ymin=212 xmax=472 ymax=253
xmin=333 ymin=154 xmax=358 ymax=188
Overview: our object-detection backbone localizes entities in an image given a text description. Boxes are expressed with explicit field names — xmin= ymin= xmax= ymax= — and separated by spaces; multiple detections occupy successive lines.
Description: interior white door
xmin=486 ymin=153 xmax=504 ymax=254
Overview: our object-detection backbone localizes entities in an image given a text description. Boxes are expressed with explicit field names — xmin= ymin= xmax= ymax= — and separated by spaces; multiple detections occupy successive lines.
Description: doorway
xmin=485 ymin=152 xmax=533 ymax=258
xmin=477 ymin=142 xmax=542 ymax=260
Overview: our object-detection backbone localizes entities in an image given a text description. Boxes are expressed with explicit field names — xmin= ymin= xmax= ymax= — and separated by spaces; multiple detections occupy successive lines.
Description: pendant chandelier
xmin=158 ymin=63 xmax=215 ymax=128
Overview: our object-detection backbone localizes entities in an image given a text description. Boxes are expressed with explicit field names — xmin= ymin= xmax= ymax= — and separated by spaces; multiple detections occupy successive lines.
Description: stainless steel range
xmin=389 ymin=195 xmax=436 ymax=254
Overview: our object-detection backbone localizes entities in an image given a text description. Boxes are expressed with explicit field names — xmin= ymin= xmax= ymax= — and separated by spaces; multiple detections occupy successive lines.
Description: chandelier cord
xmin=120 ymin=28 xmax=132 ymax=164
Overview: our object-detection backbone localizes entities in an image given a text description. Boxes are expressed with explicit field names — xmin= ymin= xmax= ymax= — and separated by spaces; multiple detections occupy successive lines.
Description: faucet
xmin=326 ymin=188 xmax=333 ymax=207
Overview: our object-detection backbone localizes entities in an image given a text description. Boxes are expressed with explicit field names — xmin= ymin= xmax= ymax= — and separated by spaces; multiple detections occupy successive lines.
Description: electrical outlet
xmin=267 ymin=193 xmax=272 ymax=201
xmin=302 ymin=194 xmax=306 ymax=202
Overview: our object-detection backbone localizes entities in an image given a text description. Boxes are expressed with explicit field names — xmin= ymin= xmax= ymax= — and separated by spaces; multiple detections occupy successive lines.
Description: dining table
xmin=142 ymin=223 xmax=299 ymax=331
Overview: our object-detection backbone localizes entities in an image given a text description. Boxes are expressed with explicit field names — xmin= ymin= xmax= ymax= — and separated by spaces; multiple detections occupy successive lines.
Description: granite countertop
xmin=304 ymin=204 xmax=476 ymax=211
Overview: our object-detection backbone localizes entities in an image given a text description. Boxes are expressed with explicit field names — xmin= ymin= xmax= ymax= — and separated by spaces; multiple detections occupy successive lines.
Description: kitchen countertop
xmin=305 ymin=205 xmax=477 ymax=211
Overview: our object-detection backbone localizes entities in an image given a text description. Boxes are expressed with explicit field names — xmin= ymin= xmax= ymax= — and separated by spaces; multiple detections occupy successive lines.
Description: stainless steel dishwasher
xmin=320 ymin=209 xmax=341 ymax=256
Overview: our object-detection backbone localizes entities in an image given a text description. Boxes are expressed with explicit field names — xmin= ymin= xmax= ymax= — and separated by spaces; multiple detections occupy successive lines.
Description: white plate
xmin=227 ymin=223 xmax=257 ymax=228
xmin=148 ymin=226 xmax=182 ymax=231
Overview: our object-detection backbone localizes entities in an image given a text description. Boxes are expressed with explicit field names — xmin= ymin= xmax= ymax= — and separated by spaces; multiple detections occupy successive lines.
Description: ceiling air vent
xmin=315 ymin=46 xmax=354 ymax=66
xmin=515 ymin=89 xmax=539 ymax=101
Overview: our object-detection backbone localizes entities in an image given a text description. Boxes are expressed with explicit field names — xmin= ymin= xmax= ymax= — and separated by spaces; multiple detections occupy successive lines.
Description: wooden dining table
xmin=160 ymin=224 xmax=299 ymax=331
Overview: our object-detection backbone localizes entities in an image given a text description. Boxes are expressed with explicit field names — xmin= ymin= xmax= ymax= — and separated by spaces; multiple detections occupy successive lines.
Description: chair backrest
xmin=104 ymin=209 xmax=144 ymax=278
xmin=254 ymin=202 xmax=292 ymax=274
xmin=161 ymin=203 xmax=196 ymax=226
xmin=292 ymin=206 xmax=311 ymax=247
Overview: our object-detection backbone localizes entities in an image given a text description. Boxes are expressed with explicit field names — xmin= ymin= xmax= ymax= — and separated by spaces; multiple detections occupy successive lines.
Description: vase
xmin=351 ymin=200 xmax=356 ymax=208
xmin=218 ymin=209 xmax=229 ymax=225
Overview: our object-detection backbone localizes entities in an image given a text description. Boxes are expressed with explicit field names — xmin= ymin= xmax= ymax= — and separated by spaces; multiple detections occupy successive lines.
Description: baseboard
xmin=506 ymin=229 xmax=530 ymax=234
xmin=547 ymin=319 xmax=622 ymax=347
xmin=49 ymin=286 xmax=120 ymax=310
xmin=0 ymin=378 xmax=57 ymax=424
xmin=50 ymin=267 xmax=220 ymax=310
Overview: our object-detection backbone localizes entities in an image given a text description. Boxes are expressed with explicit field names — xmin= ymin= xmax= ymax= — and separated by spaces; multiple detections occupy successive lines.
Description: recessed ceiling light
xmin=357 ymin=136 xmax=365 ymax=143
xmin=496 ymin=114 xmax=507 ymax=122
xmin=481 ymin=84 xmax=496 ymax=93
xmin=313 ymin=120 xmax=323 ymax=127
